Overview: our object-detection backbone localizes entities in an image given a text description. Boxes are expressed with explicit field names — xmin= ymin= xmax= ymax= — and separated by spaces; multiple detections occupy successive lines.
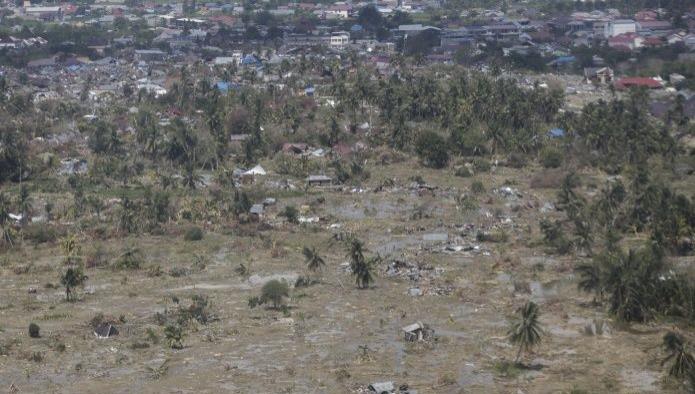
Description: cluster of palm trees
xmin=575 ymin=235 xmax=695 ymax=323
xmin=569 ymin=89 xmax=675 ymax=170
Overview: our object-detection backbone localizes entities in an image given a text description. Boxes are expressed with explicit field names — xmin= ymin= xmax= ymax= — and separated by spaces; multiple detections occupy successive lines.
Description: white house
xmin=330 ymin=31 xmax=350 ymax=49
xmin=604 ymin=19 xmax=636 ymax=37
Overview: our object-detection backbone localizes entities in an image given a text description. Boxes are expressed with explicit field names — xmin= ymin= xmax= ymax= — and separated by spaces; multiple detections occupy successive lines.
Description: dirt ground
xmin=0 ymin=159 xmax=685 ymax=393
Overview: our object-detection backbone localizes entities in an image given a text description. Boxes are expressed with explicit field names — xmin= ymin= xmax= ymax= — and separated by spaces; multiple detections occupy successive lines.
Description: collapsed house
xmin=402 ymin=321 xmax=434 ymax=342
xmin=94 ymin=323 xmax=119 ymax=339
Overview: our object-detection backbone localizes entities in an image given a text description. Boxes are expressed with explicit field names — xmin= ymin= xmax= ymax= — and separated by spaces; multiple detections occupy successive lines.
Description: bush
xmin=115 ymin=247 xmax=143 ymax=270
xmin=470 ymin=180 xmax=486 ymax=194
xmin=530 ymin=169 xmax=566 ymax=189
xmin=24 ymin=224 xmax=63 ymax=244
xmin=506 ymin=153 xmax=527 ymax=168
xmin=540 ymin=147 xmax=563 ymax=168
xmin=261 ymin=279 xmax=289 ymax=309
xmin=476 ymin=230 xmax=508 ymax=243
xmin=415 ymin=131 xmax=450 ymax=169
xmin=472 ymin=158 xmax=491 ymax=172
xmin=184 ymin=226 xmax=204 ymax=241
xmin=28 ymin=323 xmax=40 ymax=338
xmin=281 ymin=206 xmax=299 ymax=224
xmin=455 ymin=166 xmax=472 ymax=177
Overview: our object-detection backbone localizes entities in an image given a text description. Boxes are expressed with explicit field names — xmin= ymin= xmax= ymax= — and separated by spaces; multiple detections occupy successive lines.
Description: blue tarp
xmin=548 ymin=128 xmax=565 ymax=138
xmin=216 ymin=81 xmax=241 ymax=92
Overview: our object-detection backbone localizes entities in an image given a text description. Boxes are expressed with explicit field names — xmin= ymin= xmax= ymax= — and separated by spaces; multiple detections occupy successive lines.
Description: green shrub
xmin=184 ymin=226 xmax=204 ymax=241
xmin=24 ymin=224 xmax=63 ymax=244
xmin=415 ymin=131 xmax=450 ymax=169
xmin=472 ymin=158 xmax=491 ymax=172
xmin=471 ymin=180 xmax=486 ymax=194
xmin=115 ymin=247 xmax=143 ymax=270
xmin=281 ymin=206 xmax=299 ymax=224
xmin=476 ymin=230 xmax=508 ymax=243
xmin=506 ymin=153 xmax=527 ymax=168
xmin=455 ymin=166 xmax=472 ymax=177
xmin=540 ymin=147 xmax=563 ymax=168
xmin=28 ymin=323 xmax=40 ymax=338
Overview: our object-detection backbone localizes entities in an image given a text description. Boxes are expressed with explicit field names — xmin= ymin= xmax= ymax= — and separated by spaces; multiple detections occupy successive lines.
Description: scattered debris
xmin=368 ymin=381 xmax=394 ymax=393
xmin=402 ymin=321 xmax=434 ymax=342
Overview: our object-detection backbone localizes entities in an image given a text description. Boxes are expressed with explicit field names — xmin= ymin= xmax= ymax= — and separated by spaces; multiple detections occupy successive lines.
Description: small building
xmin=134 ymin=49 xmax=167 ymax=62
xmin=604 ymin=19 xmax=636 ymax=38
xmin=249 ymin=204 xmax=264 ymax=220
xmin=609 ymin=33 xmax=644 ymax=50
xmin=24 ymin=6 xmax=63 ymax=21
xmin=306 ymin=175 xmax=332 ymax=187
xmin=402 ymin=321 xmax=434 ymax=342
xmin=230 ymin=134 xmax=250 ymax=146
xmin=584 ymin=67 xmax=614 ymax=84
xmin=282 ymin=143 xmax=309 ymax=155
xmin=614 ymin=77 xmax=662 ymax=90
xmin=330 ymin=31 xmax=350 ymax=49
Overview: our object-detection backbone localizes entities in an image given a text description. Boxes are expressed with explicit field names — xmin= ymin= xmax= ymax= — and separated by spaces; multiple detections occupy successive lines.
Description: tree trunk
xmin=515 ymin=345 xmax=523 ymax=364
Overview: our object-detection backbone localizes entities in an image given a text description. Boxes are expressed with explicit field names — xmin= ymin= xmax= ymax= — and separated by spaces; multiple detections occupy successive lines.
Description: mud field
xmin=0 ymin=160 xmax=685 ymax=393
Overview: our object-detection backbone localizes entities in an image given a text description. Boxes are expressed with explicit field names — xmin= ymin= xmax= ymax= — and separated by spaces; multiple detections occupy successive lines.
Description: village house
xmin=604 ymin=19 xmax=636 ymax=38
xmin=608 ymin=33 xmax=644 ymax=50
xmin=584 ymin=67 xmax=614 ymax=84
xmin=23 ymin=5 xmax=63 ymax=21
xmin=614 ymin=77 xmax=662 ymax=91
xmin=329 ymin=31 xmax=350 ymax=49
xmin=306 ymin=175 xmax=332 ymax=187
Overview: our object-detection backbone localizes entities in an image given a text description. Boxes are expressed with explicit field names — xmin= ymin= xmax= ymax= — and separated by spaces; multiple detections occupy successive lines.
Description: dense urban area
xmin=0 ymin=0 xmax=695 ymax=392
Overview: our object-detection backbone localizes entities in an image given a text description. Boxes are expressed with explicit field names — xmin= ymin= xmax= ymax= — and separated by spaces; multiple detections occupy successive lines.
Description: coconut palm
xmin=576 ymin=260 xmax=604 ymax=303
xmin=17 ymin=184 xmax=31 ymax=226
xmin=303 ymin=246 xmax=325 ymax=273
xmin=508 ymin=301 xmax=543 ymax=363
xmin=346 ymin=239 xmax=374 ymax=289
xmin=662 ymin=332 xmax=695 ymax=379
xmin=0 ymin=192 xmax=12 ymax=246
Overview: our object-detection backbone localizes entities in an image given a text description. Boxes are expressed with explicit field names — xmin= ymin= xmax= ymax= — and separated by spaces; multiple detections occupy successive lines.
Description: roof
xmin=398 ymin=24 xmax=441 ymax=32
xmin=244 ymin=165 xmax=266 ymax=175
xmin=94 ymin=323 xmax=118 ymax=338
xmin=25 ymin=6 xmax=62 ymax=12
xmin=230 ymin=134 xmax=250 ymax=141
xmin=612 ymin=19 xmax=636 ymax=24
xmin=614 ymin=77 xmax=662 ymax=90
xmin=402 ymin=321 xmax=424 ymax=333
xmin=306 ymin=175 xmax=332 ymax=182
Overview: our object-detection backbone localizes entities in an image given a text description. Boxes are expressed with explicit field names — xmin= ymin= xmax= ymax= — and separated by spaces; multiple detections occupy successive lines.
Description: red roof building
xmin=614 ymin=77 xmax=663 ymax=90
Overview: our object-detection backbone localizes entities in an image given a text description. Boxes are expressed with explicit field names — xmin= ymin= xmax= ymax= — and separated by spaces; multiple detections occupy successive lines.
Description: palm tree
xmin=662 ymin=332 xmax=695 ymax=380
xmin=17 ymin=184 xmax=31 ymax=226
xmin=576 ymin=260 xmax=603 ymax=303
xmin=347 ymin=239 xmax=374 ymax=289
xmin=0 ymin=192 xmax=12 ymax=246
xmin=508 ymin=301 xmax=543 ymax=364
xmin=303 ymin=246 xmax=325 ymax=273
